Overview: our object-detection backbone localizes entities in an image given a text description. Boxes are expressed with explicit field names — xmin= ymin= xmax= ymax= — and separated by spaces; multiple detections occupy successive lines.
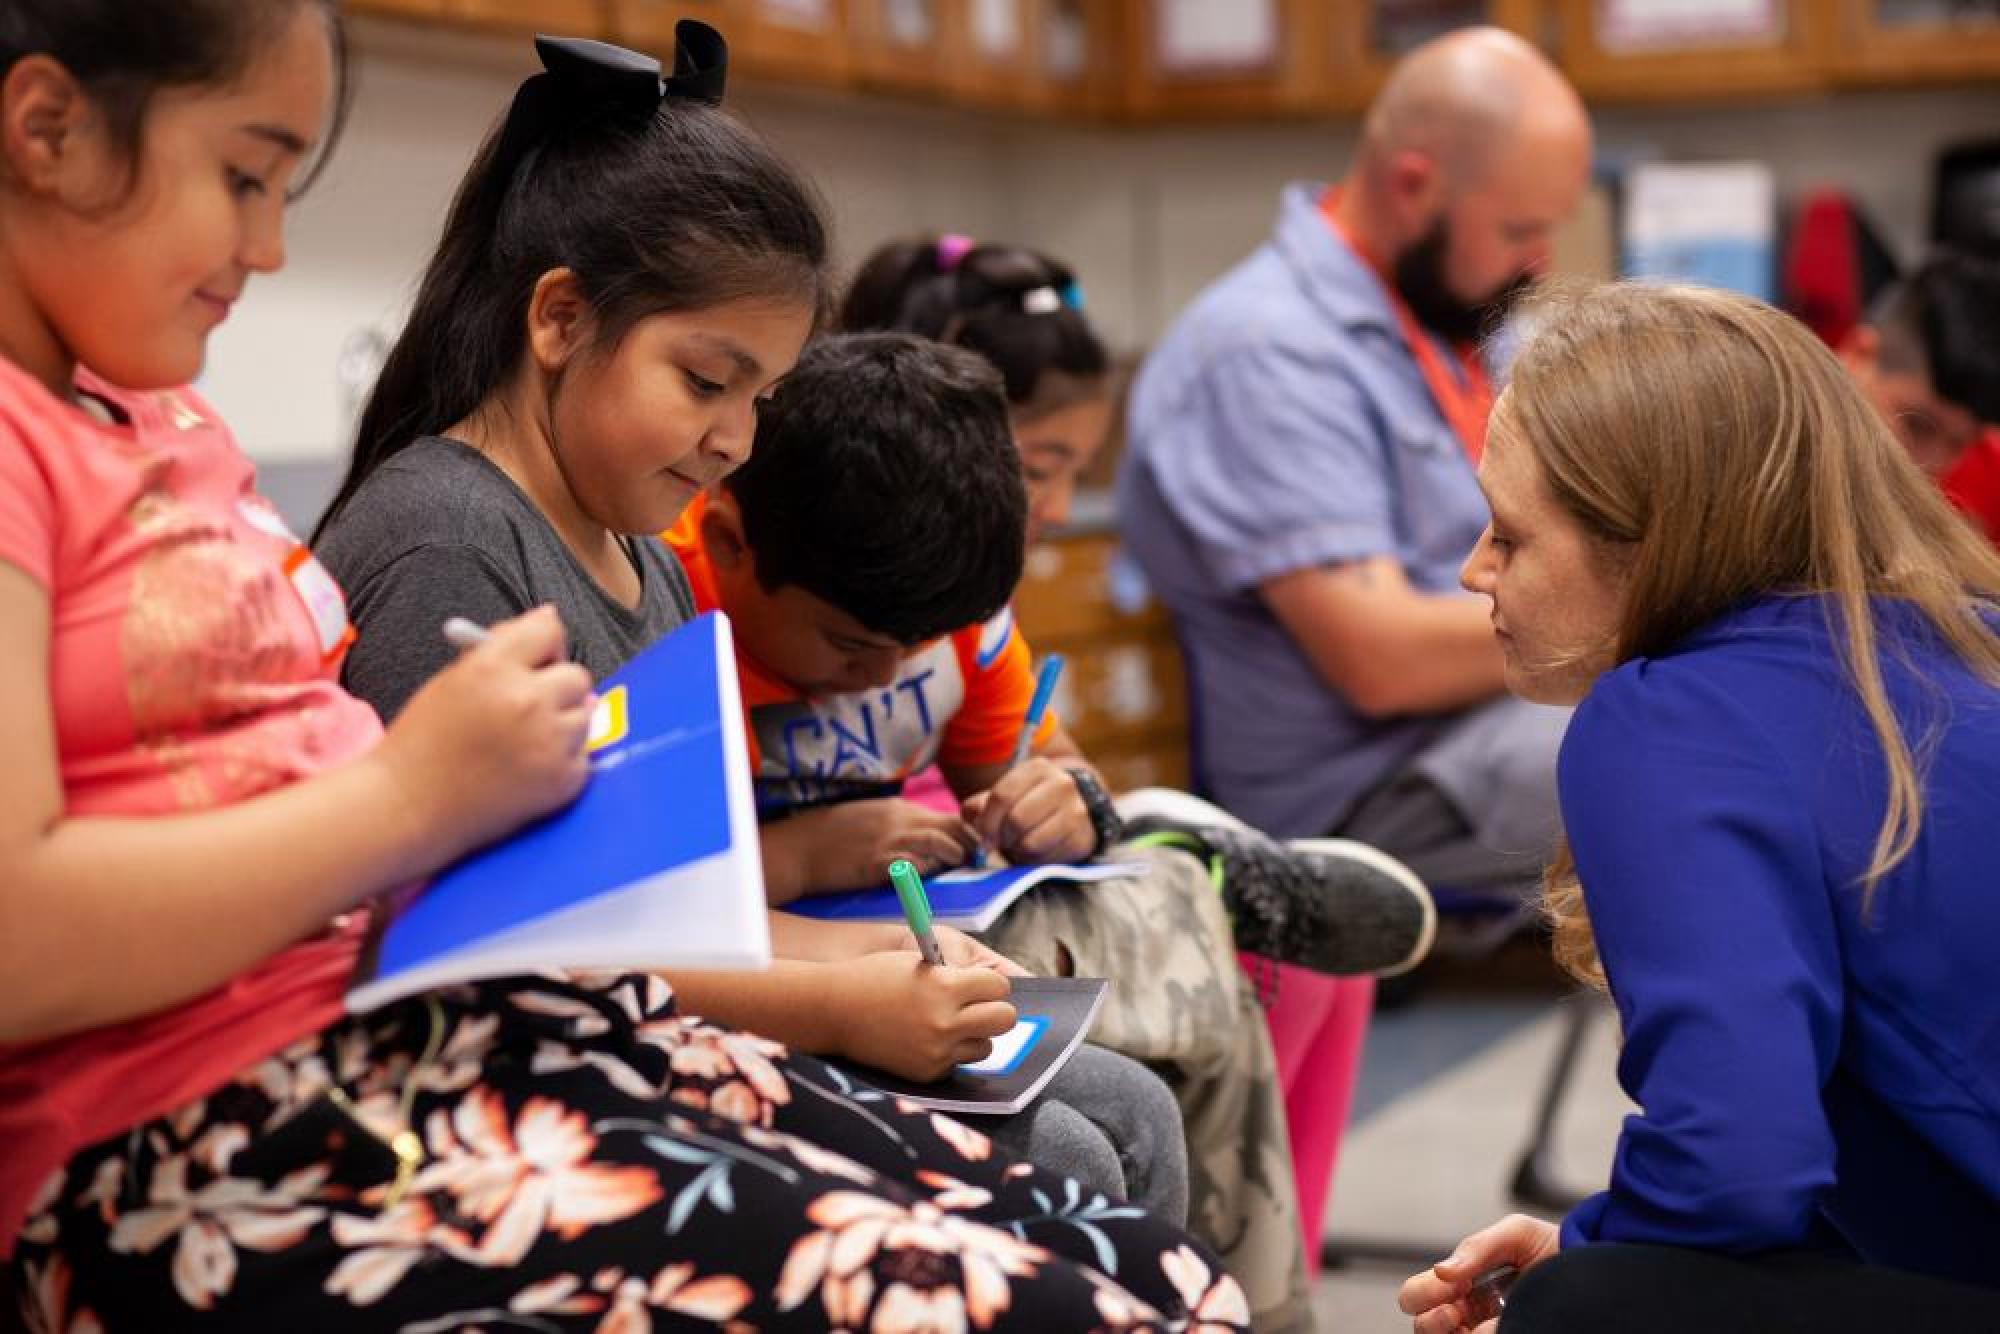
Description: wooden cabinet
xmin=1834 ymin=0 xmax=2000 ymax=84
xmin=846 ymin=0 xmax=1119 ymax=113
xmin=1328 ymin=0 xmax=1544 ymax=109
xmin=355 ymin=0 xmax=1999 ymax=116
xmin=849 ymin=0 xmax=951 ymax=96
xmin=613 ymin=0 xmax=852 ymax=87
xmin=1554 ymin=0 xmax=1835 ymax=101
xmin=1117 ymin=0 xmax=1336 ymax=120
xmin=1013 ymin=531 xmax=1191 ymax=795
xmin=346 ymin=0 xmax=451 ymax=20
xmin=351 ymin=0 xmax=609 ymax=32
xmin=453 ymin=0 xmax=609 ymax=33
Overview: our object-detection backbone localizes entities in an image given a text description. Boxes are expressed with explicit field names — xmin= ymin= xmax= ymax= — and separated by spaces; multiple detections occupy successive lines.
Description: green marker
xmin=889 ymin=858 xmax=947 ymax=967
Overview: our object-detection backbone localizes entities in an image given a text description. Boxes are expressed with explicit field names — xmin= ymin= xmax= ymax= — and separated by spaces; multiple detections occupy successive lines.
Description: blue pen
xmin=1009 ymin=654 xmax=1066 ymax=769
xmin=972 ymin=655 xmax=1066 ymax=868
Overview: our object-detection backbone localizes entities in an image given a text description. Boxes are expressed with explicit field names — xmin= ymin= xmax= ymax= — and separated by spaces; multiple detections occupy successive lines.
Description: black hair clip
xmin=493 ymin=22 xmax=728 ymax=177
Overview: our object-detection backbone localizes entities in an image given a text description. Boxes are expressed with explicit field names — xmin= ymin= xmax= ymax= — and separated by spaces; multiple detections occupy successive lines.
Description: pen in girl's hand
xmin=442 ymin=617 xmax=490 ymax=651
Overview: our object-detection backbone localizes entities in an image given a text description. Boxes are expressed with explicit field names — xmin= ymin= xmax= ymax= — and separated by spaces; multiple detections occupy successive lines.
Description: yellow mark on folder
xmin=587 ymin=685 xmax=630 ymax=752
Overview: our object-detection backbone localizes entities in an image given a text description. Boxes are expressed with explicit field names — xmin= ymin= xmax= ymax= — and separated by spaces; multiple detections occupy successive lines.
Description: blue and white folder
xmin=788 ymin=861 xmax=1144 ymax=934
xmin=347 ymin=611 xmax=771 ymax=1012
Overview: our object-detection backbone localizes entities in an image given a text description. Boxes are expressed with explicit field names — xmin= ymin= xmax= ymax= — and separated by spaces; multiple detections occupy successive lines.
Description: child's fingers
xmin=994 ymin=776 xmax=1084 ymax=854
xmin=919 ymin=808 xmax=980 ymax=854
xmin=950 ymin=1036 xmax=995 ymax=1066
xmin=942 ymin=964 xmax=1012 ymax=1005
xmin=897 ymin=828 xmax=974 ymax=876
xmin=954 ymin=998 xmax=1019 ymax=1040
xmin=537 ymin=663 xmax=596 ymax=713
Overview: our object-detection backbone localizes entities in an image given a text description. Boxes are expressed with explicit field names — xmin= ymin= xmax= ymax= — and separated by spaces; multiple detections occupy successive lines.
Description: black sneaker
xmin=1116 ymin=788 xmax=1435 ymax=978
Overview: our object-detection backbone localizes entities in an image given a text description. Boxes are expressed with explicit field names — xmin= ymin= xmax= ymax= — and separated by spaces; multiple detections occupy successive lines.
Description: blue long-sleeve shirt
xmin=1557 ymin=596 xmax=2000 ymax=1289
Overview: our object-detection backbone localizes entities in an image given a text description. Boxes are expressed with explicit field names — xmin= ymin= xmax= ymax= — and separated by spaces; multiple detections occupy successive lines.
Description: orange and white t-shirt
xmin=666 ymin=495 xmax=1057 ymax=816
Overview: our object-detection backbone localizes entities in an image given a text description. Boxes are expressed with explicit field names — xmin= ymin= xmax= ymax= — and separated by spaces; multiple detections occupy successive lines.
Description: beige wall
xmin=205 ymin=18 xmax=2000 ymax=463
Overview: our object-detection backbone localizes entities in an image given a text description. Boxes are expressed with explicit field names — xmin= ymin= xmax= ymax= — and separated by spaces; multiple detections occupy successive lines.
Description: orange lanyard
xmin=1319 ymin=189 xmax=1493 ymax=464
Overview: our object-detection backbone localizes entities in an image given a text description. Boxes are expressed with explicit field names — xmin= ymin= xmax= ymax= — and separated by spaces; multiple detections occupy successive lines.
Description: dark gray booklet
xmin=832 ymin=977 xmax=1108 ymax=1116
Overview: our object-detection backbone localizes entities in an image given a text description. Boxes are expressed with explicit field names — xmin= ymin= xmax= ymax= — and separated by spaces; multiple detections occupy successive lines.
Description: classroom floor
xmin=1303 ymin=951 xmax=1636 ymax=1333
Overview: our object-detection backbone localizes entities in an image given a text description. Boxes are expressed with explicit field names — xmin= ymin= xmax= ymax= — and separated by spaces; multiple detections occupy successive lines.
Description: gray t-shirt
xmin=316 ymin=436 xmax=696 ymax=722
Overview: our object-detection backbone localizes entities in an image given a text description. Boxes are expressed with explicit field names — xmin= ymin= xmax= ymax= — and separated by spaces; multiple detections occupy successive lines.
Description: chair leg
xmin=1507 ymin=991 xmax=1599 ymax=1213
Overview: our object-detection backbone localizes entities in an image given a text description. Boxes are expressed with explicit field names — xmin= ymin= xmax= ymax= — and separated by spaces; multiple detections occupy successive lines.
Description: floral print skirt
xmin=11 ymin=972 xmax=1248 ymax=1333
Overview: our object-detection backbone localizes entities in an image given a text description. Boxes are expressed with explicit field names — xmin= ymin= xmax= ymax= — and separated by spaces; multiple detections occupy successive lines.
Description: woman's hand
xmin=1398 ymin=1214 xmax=1561 ymax=1333
xmin=961 ymin=759 xmax=1095 ymax=865
xmin=825 ymin=951 xmax=1017 ymax=1081
xmin=373 ymin=606 xmax=595 ymax=864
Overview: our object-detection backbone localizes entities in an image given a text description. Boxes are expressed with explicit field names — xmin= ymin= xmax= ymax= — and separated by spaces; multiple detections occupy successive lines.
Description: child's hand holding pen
xmin=962 ymin=758 xmax=1097 ymax=864
xmin=961 ymin=656 xmax=1093 ymax=864
xmin=827 ymin=860 xmax=1015 ymax=1081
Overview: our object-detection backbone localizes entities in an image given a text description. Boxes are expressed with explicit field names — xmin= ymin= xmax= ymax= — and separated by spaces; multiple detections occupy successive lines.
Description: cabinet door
xmin=1329 ymin=0 xmax=1545 ymax=111
xmin=734 ymin=0 xmax=854 ymax=85
xmin=1024 ymin=0 xmax=1128 ymax=117
xmin=1555 ymin=0 xmax=1834 ymax=101
xmin=1835 ymin=0 xmax=2000 ymax=84
xmin=850 ymin=0 xmax=951 ymax=95
xmin=1120 ymin=0 xmax=1336 ymax=120
xmin=345 ymin=0 xmax=452 ymax=19
xmin=953 ymin=0 xmax=1037 ymax=108
xmin=453 ymin=0 xmax=610 ymax=34
xmin=613 ymin=0 xmax=850 ymax=87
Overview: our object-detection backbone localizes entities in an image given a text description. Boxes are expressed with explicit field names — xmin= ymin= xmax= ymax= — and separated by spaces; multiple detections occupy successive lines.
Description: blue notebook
xmin=347 ymin=611 xmax=771 ymax=1012
xmin=788 ymin=861 xmax=1144 ymax=933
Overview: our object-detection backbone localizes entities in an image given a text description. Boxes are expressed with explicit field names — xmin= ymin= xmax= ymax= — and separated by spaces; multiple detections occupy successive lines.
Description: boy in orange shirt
xmin=669 ymin=332 xmax=1432 ymax=1325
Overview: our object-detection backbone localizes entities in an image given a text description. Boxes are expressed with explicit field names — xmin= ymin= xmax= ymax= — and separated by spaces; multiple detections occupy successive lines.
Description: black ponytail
xmin=839 ymin=236 xmax=1108 ymax=416
xmin=317 ymin=27 xmax=831 ymax=539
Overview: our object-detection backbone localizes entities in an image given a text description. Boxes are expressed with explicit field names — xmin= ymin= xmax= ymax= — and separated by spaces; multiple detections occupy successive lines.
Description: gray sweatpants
xmin=1336 ymin=694 xmax=1570 ymax=895
xmin=989 ymin=1041 xmax=1192 ymax=1226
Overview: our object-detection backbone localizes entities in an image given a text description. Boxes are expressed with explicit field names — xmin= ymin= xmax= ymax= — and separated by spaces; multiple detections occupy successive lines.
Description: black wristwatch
xmin=1067 ymin=767 xmax=1124 ymax=858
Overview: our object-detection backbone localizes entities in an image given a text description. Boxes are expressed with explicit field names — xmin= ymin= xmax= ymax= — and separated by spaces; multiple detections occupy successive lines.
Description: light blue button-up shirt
xmin=1118 ymin=183 xmax=1493 ymax=837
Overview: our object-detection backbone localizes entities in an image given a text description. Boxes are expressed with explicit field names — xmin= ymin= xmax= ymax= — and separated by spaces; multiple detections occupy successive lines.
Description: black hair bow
xmin=535 ymin=21 xmax=728 ymax=109
xmin=494 ymin=21 xmax=727 ymax=173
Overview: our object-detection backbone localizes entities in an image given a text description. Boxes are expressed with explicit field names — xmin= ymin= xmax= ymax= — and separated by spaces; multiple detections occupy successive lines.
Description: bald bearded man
xmin=1120 ymin=29 xmax=1590 ymax=898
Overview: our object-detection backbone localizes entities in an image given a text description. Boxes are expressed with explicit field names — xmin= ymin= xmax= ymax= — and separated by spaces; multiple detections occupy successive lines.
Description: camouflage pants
xmin=979 ymin=843 xmax=1313 ymax=1333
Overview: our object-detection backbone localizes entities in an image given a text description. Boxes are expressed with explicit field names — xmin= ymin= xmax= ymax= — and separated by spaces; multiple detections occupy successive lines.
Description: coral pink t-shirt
xmin=0 ymin=357 xmax=382 ymax=1257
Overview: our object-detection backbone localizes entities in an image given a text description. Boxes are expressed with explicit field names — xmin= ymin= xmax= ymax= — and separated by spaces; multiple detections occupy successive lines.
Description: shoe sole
xmin=1113 ymin=786 xmax=1251 ymax=833
xmin=1289 ymin=836 xmax=1437 ymax=979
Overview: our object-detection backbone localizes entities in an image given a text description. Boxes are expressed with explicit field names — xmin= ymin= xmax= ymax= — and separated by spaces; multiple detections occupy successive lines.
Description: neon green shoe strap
xmin=1127 ymin=829 xmax=1226 ymax=893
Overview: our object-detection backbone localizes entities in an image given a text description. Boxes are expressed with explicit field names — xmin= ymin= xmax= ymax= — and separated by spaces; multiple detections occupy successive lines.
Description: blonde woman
xmin=1399 ymin=283 xmax=2000 ymax=1331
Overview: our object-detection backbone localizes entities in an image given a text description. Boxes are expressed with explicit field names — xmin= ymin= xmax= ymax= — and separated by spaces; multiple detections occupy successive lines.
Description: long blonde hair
xmin=1500 ymin=282 xmax=2000 ymax=986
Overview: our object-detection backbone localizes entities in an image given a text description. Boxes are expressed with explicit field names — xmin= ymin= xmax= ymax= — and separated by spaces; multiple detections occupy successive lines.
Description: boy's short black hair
xmin=1872 ymin=249 xmax=2000 ymax=425
xmin=725 ymin=332 xmax=1027 ymax=645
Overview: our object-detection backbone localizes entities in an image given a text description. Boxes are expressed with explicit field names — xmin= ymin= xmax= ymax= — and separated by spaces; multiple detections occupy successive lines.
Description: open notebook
xmin=829 ymin=977 xmax=1108 ymax=1116
xmin=789 ymin=862 xmax=1144 ymax=934
xmin=347 ymin=611 xmax=770 ymax=1012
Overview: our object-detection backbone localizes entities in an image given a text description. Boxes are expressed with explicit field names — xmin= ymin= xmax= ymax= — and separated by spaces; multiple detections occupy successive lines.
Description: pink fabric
xmin=902 ymin=763 xmax=959 ymax=812
xmin=1245 ymin=958 xmax=1375 ymax=1275
xmin=0 ymin=356 xmax=379 ymax=1255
